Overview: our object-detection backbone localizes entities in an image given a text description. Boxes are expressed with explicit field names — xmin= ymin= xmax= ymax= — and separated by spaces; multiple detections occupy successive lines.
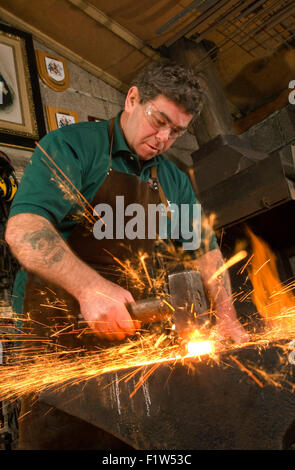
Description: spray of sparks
xmin=0 ymin=145 xmax=295 ymax=403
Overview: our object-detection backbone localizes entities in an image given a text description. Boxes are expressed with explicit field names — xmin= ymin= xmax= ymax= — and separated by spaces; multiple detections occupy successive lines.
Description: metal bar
xmin=241 ymin=0 xmax=270 ymax=18
xmin=225 ymin=17 xmax=275 ymax=54
xmin=194 ymin=0 xmax=265 ymax=43
xmin=278 ymin=19 xmax=295 ymax=39
xmin=241 ymin=2 xmax=295 ymax=39
xmin=165 ymin=0 xmax=231 ymax=47
xmin=259 ymin=26 xmax=290 ymax=50
xmin=268 ymin=28 xmax=295 ymax=48
xmin=191 ymin=0 xmax=291 ymax=67
xmin=233 ymin=19 xmax=280 ymax=55
xmin=281 ymin=15 xmax=295 ymax=29
xmin=183 ymin=0 xmax=274 ymax=66
xmin=156 ymin=0 xmax=218 ymax=35
xmin=227 ymin=0 xmax=290 ymax=53
xmin=215 ymin=27 xmax=258 ymax=58
xmin=225 ymin=0 xmax=284 ymax=47
xmin=189 ymin=0 xmax=281 ymax=44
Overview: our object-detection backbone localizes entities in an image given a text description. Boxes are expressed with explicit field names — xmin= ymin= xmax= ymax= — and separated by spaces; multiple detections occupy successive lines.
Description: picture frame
xmin=35 ymin=49 xmax=69 ymax=92
xmin=0 ymin=23 xmax=46 ymax=150
xmin=45 ymin=105 xmax=79 ymax=131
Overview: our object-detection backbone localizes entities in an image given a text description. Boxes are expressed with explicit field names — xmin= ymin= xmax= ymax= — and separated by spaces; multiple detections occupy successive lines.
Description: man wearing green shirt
xmin=9 ymin=112 xmax=218 ymax=316
xmin=5 ymin=61 xmax=248 ymax=449
xmin=6 ymin=60 xmax=248 ymax=344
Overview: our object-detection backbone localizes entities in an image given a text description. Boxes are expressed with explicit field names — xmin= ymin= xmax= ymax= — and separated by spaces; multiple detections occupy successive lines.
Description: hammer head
xmin=168 ymin=270 xmax=209 ymax=338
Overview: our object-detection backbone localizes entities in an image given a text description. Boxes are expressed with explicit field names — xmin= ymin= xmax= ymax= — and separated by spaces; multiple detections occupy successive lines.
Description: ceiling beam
xmin=67 ymin=0 xmax=162 ymax=61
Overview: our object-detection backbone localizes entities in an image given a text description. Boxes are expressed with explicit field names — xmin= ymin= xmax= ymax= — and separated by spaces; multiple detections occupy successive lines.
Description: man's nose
xmin=155 ymin=127 xmax=171 ymax=141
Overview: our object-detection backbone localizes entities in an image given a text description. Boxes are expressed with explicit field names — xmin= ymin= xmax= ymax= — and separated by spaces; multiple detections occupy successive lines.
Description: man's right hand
xmin=78 ymin=277 xmax=139 ymax=341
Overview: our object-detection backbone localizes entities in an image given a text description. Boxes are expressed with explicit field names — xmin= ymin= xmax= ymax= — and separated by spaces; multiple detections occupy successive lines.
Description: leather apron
xmin=23 ymin=118 xmax=169 ymax=352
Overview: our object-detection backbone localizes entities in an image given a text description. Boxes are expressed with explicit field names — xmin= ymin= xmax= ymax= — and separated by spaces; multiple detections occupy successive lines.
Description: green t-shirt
xmin=9 ymin=112 xmax=218 ymax=313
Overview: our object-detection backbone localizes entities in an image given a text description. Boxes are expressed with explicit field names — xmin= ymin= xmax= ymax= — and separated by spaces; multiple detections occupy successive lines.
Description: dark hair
xmin=130 ymin=61 xmax=204 ymax=117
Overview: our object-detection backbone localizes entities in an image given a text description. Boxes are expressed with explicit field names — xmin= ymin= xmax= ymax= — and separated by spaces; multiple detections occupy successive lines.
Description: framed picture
xmin=0 ymin=23 xmax=46 ymax=150
xmin=88 ymin=115 xmax=106 ymax=122
xmin=35 ymin=50 xmax=69 ymax=92
xmin=45 ymin=106 xmax=79 ymax=131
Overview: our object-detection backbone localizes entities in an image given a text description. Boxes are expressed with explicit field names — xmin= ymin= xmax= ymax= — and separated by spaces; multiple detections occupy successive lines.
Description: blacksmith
xmin=5 ymin=61 xmax=248 ymax=449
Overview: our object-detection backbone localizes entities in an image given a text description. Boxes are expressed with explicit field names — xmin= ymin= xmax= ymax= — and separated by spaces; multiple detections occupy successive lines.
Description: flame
xmin=246 ymin=228 xmax=295 ymax=328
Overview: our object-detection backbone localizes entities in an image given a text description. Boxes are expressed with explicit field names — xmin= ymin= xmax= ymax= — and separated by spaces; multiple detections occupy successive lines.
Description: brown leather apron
xmin=23 ymin=118 xmax=169 ymax=352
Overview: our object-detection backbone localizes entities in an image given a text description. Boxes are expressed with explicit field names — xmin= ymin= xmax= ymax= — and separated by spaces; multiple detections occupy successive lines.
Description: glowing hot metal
xmin=186 ymin=340 xmax=214 ymax=357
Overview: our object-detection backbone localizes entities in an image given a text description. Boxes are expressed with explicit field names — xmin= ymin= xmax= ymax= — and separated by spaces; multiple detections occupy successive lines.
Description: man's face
xmin=121 ymin=87 xmax=193 ymax=161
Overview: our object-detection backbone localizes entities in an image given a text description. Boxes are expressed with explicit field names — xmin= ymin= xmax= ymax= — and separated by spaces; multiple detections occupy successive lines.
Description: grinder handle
xmin=126 ymin=298 xmax=170 ymax=323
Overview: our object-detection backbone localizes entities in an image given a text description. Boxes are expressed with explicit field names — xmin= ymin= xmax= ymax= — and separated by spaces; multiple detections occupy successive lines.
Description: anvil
xmin=39 ymin=341 xmax=295 ymax=450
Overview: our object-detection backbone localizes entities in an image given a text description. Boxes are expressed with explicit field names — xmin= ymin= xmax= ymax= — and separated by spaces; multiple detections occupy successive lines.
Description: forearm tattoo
xmin=22 ymin=225 xmax=66 ymax=267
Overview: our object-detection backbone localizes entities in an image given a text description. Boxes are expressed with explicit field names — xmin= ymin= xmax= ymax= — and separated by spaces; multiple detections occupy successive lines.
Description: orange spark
xmin=36 ymin=141 xmax=105 ymax=225
xmin=208 ymin=250 xmax=248 ymax=283
xmin=140 ymin=253 xmax=153 ymax=289
xmin=229 ymin=355 xmax=264 ymax=388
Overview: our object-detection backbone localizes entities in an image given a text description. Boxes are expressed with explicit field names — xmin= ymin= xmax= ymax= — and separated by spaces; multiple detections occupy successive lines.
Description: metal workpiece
xmin=39 ymin=341 xmax=295 ymax=450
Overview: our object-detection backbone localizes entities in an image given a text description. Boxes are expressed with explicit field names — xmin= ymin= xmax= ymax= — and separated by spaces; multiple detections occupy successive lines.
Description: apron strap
xmin=108 ymin=117 xmax=116 ymax=169
xmin=150 ymin=166 xmax=172 ymax=220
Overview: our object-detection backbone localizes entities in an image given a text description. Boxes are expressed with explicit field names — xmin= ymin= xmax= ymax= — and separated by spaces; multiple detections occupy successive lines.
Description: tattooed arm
xmin=21 ymin=226 xmax=66 ymax=267
xmin=5 ymin=213 xmax=137 ymax=340
xmin=192 ymin=248 xmax=249 ymax=344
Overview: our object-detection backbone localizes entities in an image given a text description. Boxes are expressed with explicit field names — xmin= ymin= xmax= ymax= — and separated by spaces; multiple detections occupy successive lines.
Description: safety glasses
xmin=144 ymin=102 xmax=188 ymax=139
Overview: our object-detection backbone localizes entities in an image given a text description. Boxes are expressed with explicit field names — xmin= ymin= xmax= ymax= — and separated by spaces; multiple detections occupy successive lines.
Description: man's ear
xmin=125 ymin=86 xmax=140 ymax=112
